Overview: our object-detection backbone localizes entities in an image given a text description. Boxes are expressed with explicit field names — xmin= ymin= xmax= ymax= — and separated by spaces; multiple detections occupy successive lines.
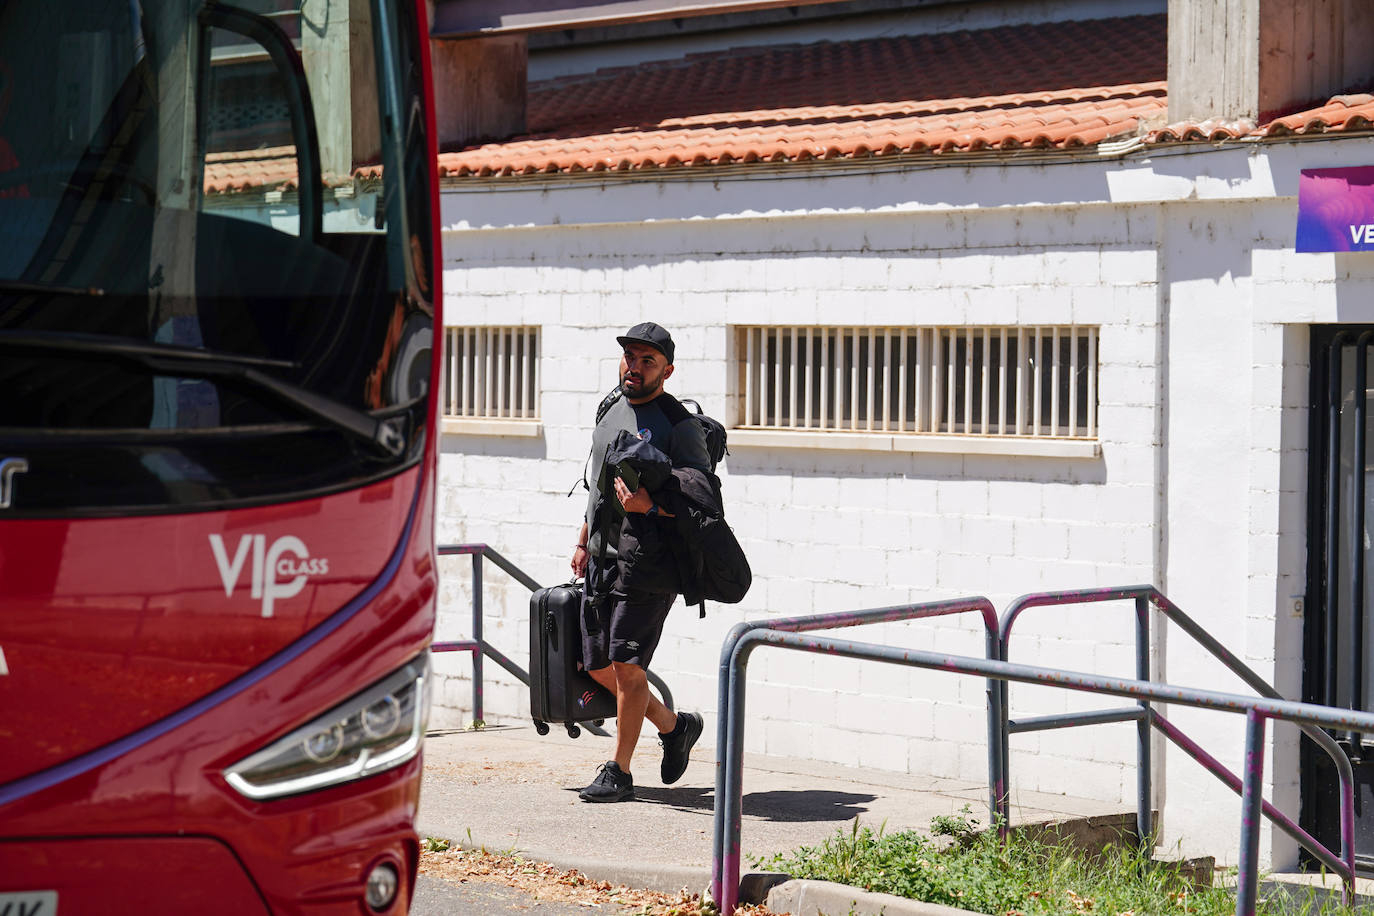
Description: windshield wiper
xmin=0 ymin=280 xmax=107 ymax=297
xmin=0 ymin=330 xmax=406 ymax=457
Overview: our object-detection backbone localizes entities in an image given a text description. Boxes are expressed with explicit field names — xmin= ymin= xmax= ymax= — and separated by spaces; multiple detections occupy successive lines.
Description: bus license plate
xmin=0 ymin=890 xmax=57 ymax=915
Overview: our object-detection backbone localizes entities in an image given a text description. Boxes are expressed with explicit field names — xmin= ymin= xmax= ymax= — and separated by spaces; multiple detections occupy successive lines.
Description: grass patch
xmin=753 ymin=808 xmax=1374 ymax=916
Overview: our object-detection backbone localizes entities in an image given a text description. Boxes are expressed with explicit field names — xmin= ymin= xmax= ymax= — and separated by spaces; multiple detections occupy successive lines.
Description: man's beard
xmin=622 ymin=372 xmax=661 ymax=399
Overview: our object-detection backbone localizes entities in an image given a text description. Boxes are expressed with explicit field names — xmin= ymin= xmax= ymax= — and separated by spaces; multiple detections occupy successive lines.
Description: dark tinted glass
xmin=0 ymin=0 xmax=434 ymax=514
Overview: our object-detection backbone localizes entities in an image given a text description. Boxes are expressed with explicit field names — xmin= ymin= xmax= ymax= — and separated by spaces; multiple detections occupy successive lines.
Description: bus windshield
xmin=0 ymin=0 xmax=434 ymax=515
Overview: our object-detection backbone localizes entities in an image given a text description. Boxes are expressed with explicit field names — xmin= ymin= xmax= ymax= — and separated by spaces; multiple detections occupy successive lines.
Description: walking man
xmin=571 ymin=322 xmax=706 ymax=802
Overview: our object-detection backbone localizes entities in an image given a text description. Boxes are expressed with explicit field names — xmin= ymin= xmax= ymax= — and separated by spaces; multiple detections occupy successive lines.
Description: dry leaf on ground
xmin=420 ymin=847 xmax=787 ymax=916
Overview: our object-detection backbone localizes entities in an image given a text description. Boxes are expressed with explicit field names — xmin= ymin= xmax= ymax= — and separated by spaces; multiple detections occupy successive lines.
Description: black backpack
xmin=676 ymin=398 xmax=728 ymax=473
xmin=681 ymin=498 xmax=752 ymax=610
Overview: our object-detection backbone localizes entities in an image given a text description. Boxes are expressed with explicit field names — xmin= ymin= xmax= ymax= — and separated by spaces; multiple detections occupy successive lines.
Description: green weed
xmin=753 ymin=810 xmax=1374 ymax=916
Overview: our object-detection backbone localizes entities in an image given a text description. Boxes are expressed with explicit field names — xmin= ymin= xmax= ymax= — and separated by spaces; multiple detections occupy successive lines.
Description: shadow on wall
xmin=726 ymin=445 xmax=1107 ymax=486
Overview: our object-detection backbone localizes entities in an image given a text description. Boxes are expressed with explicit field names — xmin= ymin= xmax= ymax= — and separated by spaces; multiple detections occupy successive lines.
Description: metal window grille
xmin=443 ymin=326 xmax=541 ymax=420
xmin=735 ymin=325 xmax=1098 ymax=438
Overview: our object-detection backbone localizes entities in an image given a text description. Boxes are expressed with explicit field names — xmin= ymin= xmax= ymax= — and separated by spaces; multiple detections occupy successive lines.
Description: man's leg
xmin=588 ymin=663 xmax=675 ymax=773
xmin=579 ymin=591 xmax=681 ymax=802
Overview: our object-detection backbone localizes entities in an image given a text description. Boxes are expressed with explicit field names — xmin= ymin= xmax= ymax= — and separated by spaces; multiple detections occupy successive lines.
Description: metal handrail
xmin=431 ymin=543 xmax=674 ymax=737
xmin=999 ymin=585 xmax=1357 ymax=902
xmin=710 ymin=597 xmax=1002 ymax=909
xmin=711 ymin=627 xmax=1374 ymax=916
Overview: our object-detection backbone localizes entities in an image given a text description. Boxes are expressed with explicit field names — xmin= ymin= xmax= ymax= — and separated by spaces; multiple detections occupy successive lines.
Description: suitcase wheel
xmin=592 ymin=719 xmax=605 ymax=727
xmin=566 ymin=724 xmax=581 ymax=739
xmin=534 ymin=720 xmax=550 ymax=736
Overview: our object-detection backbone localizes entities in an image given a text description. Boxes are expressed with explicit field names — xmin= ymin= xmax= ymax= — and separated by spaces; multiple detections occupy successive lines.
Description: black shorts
xmin=581 ymin=588 xmax=675 ymax=671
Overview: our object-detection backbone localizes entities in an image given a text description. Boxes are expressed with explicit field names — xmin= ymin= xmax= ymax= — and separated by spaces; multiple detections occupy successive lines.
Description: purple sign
xmin=1297 ymin=166 xmax=1374 ymax=252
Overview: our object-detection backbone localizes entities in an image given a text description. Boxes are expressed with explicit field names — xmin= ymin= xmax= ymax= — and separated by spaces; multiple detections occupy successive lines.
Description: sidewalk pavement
xmin=417 ymin=723 xmax=1131 ymax=909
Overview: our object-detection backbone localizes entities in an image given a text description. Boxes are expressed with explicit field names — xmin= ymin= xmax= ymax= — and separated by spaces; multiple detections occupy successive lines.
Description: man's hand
xmin=614 ymin=477 xmax=654 ymax=514
xmin=572 ymin=522 xmax=590 ymax=577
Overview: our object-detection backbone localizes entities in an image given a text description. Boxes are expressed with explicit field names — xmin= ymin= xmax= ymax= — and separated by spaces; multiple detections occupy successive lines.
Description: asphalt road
xmin=413 ymin=874 xmax=621 ymax=916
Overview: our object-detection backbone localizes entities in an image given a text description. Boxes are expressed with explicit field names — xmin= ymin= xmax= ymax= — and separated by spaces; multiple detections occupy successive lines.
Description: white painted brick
xmin=858 ymin=732 xmax=911 ymax=771
xmin=1012 ymin=285 xmax=1070 ymax=325
xmin=763 ymin=719 xmax=817 ymax=759
xmin=961 ymin=516 xmax=1015 ymax=557
xmin=767 ymin=576 xmax=816 ymax=616
xmin=887 ymin=254 xmax=941 ymax=291
xmin=1040 ymin=482 xmax=1101 ymax=522
xmin=914 ymin=735 xmax=963 ymax=780
xmin=891 ymin=549 xmax=939 ymax=589
xmin=1041 ymin=248 xmax=1101 ymax=284
xmin=938 ymin=252 xmax=995 ymax=287
xmin=936 ymin=481 xmax=990 ymax=516
xmin=862 ymin=511 xmax=912 ymax=549
xmin=986 ymin=482 xmax=1043 ymax=520
xmin=1099 ymin=323 xmax=1159 ymax=365
xmin=936 ymin=552 xmax=992 ymax=593
xmin=789 ymin=686 xmax=840 ymax=728
xmin=1067 ymin=523 xmax=1126 ymax=565
xmin=814 ymin=581 xmax=867 ymax=611
xmin=1096 ymin=484 xmax=1154 ymax=527
xmin=962 ymin=287 xmax=1020 ymax=325
xmin=1098 ymin=404 xmax=1158 ymax=445
xmin=809 ymin=511 xmax=864 ymax=547
xmin=1012 ymin=519 xmax=1069 ymax=560
xmin=836 ymin=545 xmax=889 ymax=585
xmin=1100 ymin=248 xmax=1158 ymax=285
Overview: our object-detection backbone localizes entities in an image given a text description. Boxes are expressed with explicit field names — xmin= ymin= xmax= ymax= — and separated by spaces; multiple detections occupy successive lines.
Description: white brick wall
xmin=433 ymin=139 xmax=1374 ymax=870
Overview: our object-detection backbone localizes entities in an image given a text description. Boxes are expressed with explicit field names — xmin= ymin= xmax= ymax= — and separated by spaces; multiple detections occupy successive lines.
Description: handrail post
xmin=985 ymin=626 xmax=1007 ymax=838
xmin=711 ymin=622 xmax=752 ymax=909
xmin=718 ymin=637 xmax=753 ymax=916
xmin=472 ymin=551 xmax=485 ymax=723
xmin=1135 ymin=594 xmax=1152 ymax=845
xmin=997 ymin=629 xmax=1011 ymax=833
xmin=1236 ymin=710 xmax=1268 ymax=916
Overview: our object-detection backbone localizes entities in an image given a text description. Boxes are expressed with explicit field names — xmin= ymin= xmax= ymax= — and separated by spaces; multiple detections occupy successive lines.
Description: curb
xmin=421 ymin=823 xmax=984 ymax=916
xmin=759 ymin=879 xmax=978 ymax=916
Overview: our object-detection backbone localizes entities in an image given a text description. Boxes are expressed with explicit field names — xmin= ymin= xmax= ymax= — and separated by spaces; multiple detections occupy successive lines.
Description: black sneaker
xmin=659 ymin=711 xmax=703 ymax=785
xmin=579 ymin=761 xmax=634 ymax=802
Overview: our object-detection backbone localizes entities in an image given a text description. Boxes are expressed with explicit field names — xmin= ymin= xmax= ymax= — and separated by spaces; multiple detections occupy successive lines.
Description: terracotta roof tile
xmin=440 ymin=15 xmax=1168 ymax=179
xmin=205 ymin=13 xmax=1374 ymax=193
xmin=204 ymin=146 xmax=299 ymax=194
xmin=1150 ymin=94 xmax=1374 ymax=143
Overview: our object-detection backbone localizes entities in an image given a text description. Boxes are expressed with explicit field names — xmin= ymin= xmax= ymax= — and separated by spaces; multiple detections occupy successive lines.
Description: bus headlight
xmin=224 ymin=655 xmax=430 ymax=800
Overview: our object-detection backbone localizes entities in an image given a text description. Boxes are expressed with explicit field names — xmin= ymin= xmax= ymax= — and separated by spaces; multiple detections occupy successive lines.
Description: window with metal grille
xmin=443 ymin=326 xmax=540 ymax=420
xmin=735 ymin=326 xmax=1098 ymax=439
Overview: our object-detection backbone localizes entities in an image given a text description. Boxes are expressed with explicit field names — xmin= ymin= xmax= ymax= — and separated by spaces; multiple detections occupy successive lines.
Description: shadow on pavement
xmin=740 ymin=789 xmax=875 ymax=822
xmin=564 ymin=784 xmax=875 ymax=821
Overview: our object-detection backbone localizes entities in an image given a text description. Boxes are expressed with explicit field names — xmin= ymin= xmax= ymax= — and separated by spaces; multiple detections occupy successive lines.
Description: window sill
xmin=728 ymin=429 xmax=1101 ymax=458
xmin=441 ymin=417 xmax=543 ymax=438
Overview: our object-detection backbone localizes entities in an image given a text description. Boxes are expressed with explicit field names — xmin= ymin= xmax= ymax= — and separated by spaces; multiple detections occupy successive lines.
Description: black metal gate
xmin=1305 ymin=325 xmax=1374 ymax=870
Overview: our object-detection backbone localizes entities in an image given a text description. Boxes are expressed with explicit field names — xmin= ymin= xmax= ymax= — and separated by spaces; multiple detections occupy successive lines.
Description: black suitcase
xmin=529 ymin=582 xmax=617 ymax=738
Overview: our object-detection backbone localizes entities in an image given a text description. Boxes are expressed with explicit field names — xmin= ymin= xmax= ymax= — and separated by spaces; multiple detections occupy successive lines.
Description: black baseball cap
xmin=616 ymin=321 xmax=675 ymax=364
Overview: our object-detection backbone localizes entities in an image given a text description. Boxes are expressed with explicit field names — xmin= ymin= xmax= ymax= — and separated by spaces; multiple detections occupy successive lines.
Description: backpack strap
xmin=568 ymin=387 xmax=625 ymax=497
xmin=595 ymin=386 xmax=624 ymax=424
xmin=593 ymin=444 xmax=616 ymax=597
xmin=656 ymin=391 xmax=691 ymax=427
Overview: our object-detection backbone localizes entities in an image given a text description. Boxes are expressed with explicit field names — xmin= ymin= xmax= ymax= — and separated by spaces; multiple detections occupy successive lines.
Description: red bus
xmin=0 ymin=1 xmax=442 ymax=913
